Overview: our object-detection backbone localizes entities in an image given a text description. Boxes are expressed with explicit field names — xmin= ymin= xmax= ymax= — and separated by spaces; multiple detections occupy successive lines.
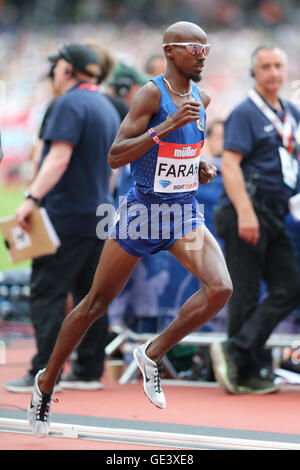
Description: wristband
xmin=148 ymin=128 xmax=162 ymax=145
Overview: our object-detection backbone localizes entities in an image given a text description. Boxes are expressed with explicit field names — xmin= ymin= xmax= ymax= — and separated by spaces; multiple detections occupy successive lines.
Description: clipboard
xmin=0 ymin=208 xmax=61 ymax=264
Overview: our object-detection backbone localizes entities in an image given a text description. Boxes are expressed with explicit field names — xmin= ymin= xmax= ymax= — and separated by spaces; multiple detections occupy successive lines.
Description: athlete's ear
xmin=163 ymin=45 xmax=174 ymax=59
xmin=250 ymin=68 xmax=255 ymax=78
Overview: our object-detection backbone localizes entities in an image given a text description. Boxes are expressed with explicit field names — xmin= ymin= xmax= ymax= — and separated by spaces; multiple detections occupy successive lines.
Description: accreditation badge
xmin=279 ymin=146 xmax=298 ymax=190
xmin=153 ymin=141 xmax=203 ymax=193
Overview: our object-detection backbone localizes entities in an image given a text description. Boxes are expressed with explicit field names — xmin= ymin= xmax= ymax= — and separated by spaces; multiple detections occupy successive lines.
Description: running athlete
xmin=28 ymin=21 xmax=232 ymax=438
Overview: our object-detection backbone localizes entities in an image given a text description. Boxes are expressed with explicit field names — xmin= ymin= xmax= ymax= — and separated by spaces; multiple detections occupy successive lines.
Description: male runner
xmin=27 ymin=21 xmax=232 ymax=438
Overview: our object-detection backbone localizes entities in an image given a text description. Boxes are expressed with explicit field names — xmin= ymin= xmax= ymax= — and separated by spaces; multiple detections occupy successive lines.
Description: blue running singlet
xmin=131 ymin=74 xmax=206 ymax=202
xmin=111 ymin=74 xmax=207 ymax=257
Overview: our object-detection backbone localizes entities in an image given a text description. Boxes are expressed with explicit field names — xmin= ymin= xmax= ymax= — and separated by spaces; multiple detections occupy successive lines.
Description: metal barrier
xmin=105 ymin=326 xmax=300 ymax=384
xmin=1 ymin=417 xmax=300 ymax=450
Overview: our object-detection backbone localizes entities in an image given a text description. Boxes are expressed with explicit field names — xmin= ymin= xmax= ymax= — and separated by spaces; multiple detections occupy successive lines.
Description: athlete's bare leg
xmin=146 ymin=226 xmax=232 ymax=363
xmin=38 ymin=239 xmax=141 ymax=393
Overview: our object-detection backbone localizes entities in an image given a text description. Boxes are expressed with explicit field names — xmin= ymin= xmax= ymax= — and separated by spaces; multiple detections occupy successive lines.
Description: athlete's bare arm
xmin=108 ymin=81 xmax=202 ymax=169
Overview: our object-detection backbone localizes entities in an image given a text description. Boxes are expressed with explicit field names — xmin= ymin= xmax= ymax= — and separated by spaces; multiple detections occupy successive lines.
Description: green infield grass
xmin=0 ymin=185 xmax=30 ymax=271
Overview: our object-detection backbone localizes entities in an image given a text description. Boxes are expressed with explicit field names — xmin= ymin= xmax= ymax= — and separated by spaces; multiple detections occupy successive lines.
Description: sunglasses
xmin=162 ymin=42 xmax=211 ymax=57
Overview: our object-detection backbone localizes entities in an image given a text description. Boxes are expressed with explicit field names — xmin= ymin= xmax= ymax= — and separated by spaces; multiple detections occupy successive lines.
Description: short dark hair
xmin=250 ymin=45 xmax=287 ymax=73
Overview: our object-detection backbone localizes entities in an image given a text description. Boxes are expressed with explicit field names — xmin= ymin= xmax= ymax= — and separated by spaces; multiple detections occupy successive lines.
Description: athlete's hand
xmin=171 ymin=101 xmax=202 ymax=129
xmin=199 ymin=161 xmax=217 ymax=184
xmin=237 ymin=207 xmax=260 ymax=245
xmin=16 ymin=199 xmax=35 ymax=232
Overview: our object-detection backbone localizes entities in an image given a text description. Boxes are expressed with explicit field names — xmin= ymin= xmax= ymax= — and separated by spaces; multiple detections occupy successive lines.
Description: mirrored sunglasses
xmin=162 ymin=42 xmax=211 ymax=57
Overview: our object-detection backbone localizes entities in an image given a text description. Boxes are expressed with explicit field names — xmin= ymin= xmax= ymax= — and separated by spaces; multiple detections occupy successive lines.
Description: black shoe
xmin=3 ymin=373 xmax=62 ymax=393
xmin=237 ymin=376 xmax=280 ymax=394
xmin=60 ymin=372 xmax=103 ymax=390
xmin=210 ymin=342 xmax=239 ymax=394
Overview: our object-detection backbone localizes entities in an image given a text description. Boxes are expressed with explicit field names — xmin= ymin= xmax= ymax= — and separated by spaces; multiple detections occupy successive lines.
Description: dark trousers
xmin=214 ymin=204 xmax=300 ymax=377
xmin=29 ymin=236 xmax=108 ymax=379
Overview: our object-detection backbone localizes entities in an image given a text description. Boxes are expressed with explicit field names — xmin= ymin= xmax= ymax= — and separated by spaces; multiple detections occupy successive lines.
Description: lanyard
xmin=248 ymin=88 xmax=294 ymax=153
xmin=77 ymin=82 xmax=99 ymax=92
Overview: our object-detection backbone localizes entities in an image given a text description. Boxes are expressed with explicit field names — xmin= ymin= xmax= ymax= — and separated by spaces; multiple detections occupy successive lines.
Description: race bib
xmin=154 ymin=141 xmax=203 ymax=193
xmin=279 ymin=146 xmax=298 ymax=190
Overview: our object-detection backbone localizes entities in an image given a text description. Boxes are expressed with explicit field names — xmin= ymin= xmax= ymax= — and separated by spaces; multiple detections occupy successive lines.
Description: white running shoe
xmin=27 ymin=369 xmax=54 ymax=438
xmin=133 ymin=340 xmax=166 ymax=409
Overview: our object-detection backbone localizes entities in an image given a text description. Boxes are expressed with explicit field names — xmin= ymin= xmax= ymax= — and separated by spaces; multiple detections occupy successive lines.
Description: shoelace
xmin=154 ymin=363 xmax=163 ymax=393
xmin=37 ymin=394 xmax=58 ymax=422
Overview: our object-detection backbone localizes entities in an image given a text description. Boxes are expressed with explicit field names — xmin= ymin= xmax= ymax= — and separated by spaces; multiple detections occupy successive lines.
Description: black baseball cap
xmin=48 ymin=43 xmax=102 ymax=78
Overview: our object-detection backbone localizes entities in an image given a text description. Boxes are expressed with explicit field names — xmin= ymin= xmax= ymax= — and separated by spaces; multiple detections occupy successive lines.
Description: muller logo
xmin=173 ymin=146 xmax=197 ymax=158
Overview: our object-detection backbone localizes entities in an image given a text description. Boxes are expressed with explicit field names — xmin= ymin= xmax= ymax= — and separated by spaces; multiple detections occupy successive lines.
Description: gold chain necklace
xmin=163 ymin=75 xmax=192 ymax=97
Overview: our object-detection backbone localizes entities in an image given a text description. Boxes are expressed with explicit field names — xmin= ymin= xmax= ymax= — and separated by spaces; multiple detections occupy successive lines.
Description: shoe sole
xmin=238 ymin=385 xmax=279 ymax=395
xmin=60 ymin=381 xmax=102 ymax=390
xmin=4 ymin=384 xmax=34 ymax=393
xmin=133 ymin=348 xmax=165 ymax=409
xmin=210 ymin=343 xmax=238 ymax=394
xmin=4 ymin=384 xmax=62 ymax=393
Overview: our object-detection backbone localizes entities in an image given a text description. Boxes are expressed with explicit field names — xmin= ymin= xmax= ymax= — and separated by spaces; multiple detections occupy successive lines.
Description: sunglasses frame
xmin=162 ymin=42 xmax=211 ymax=57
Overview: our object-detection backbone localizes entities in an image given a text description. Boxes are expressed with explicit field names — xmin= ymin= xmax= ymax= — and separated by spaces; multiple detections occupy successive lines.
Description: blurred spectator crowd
xmin=1 ymin=0 xmax=300 ymax=29
xmin=0 ymin=2 xmax=300 ymax=182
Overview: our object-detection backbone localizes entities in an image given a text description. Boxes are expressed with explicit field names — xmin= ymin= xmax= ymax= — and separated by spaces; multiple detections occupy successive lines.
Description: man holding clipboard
xmin=3 ymin=43 xmax=120 ymax=394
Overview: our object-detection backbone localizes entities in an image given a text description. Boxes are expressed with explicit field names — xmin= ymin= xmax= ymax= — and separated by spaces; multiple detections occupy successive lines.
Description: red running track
xmin=1 ymin=338 xmax=300 ymax=450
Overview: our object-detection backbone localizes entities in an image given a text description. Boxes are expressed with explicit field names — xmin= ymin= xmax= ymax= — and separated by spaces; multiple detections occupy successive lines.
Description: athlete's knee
xmin=207 ymin=277 xmax=233 ymax=308
xmin=84 ymin=291 xmax=111 ymax=323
